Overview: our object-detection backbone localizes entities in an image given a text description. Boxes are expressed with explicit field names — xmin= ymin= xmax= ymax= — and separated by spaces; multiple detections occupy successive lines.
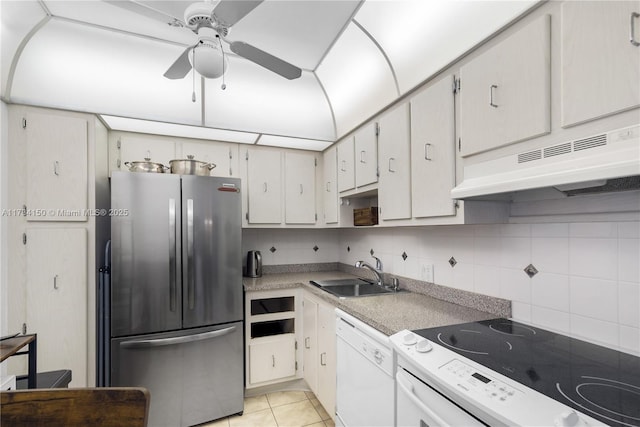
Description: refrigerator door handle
xmin=169 ymin=198 xmax=177 ymax=312
xmin=187 ymin=198 xmax=195 ymax=310
xmin=120 ymin=326 xmax=237 ymax=349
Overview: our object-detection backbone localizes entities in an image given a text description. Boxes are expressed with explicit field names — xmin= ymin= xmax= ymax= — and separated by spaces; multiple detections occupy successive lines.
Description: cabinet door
xmin=248 ymin=335 xmax=296 ymax=384
xmin=285 ymin=151 xmax=316 ymax=224
xmin=460 ymin=15 xmax=551 ymax=156
xmin=247 ymin=148 xmax=282 ymax=224
xmin=323 ymin=146 xmax=338 ymax=224
xmin=354 ymin=123 xmax=378 ymax=187
xmin=317 ymin=302 xmax=336 ymax=419
xmin=378 ymin=104 xmax=412 ymax=220
xmin=181 ymin=141 xmax=239 ymax=177
xmin=303 ymin=296 xmax=318 ymax=393
xmin=119 ymin=135 xmax=176 ymax=169
xmin=26 ymin=228 xmax=87 ymax=386
xmin=410 ymin=76 xmax=456 ymax=218
xmin=26 ymin=112 xmax=87 ymax=221
xmin=561 ymin=1 xmax=640 ymax=127
xmin=337 ymin=136 xmax=355 ymax=192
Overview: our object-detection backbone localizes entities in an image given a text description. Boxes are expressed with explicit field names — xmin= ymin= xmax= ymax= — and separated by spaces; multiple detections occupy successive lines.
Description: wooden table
xmin=0 ymin=335 xmax=37 ymax=388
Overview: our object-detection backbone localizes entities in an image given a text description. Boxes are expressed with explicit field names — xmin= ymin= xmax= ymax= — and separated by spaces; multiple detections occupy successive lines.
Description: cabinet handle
xmin=424 ymin=143 xmax=432 ymax=161
xmin=326 ymin=182 xmax=331 ymax=192
xmin=187 ymin=199 xmax=195 ymax=310
xmin=272 ymin=355 xmax=275 ymax=367
xmin=631 ymin=12 xmax=640 ymax=46
xmin=145 ymin=150 xmax=151 ymax=161
xmin=489 ymin=84 xmax=498 ymax=108
xmin=300 ymin=184 xmax=303 ymax=195
xmin=305 ymin=337 xmax=310 ymax=349
xmin=53 ymin=161 xmax=60 ymax=176
xmin=340 ymin=160 xmax=346 ymax=172
xmin=320 ymin=352 xmax=326 ymax=366
xmin=263 ymin=182 xmax=268 ymax=193
xmin=388 ymin=157 xmax=396 ymax=173
xmin=53 ymin=274 xmax=59 ymax=290
xmin=360 ymin=150 xmax=366 ymax=163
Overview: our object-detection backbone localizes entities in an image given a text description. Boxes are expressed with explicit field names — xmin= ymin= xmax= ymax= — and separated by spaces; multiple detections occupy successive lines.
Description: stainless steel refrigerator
xmin=109 ymin=171 xmax=243 ymax=427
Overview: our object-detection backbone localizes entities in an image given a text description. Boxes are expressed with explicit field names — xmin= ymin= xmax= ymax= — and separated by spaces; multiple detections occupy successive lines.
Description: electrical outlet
xmin=421 ymin=263 xmax=434 ymax=283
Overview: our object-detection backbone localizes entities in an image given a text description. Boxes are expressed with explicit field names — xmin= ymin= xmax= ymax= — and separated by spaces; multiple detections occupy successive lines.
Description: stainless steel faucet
xmin=354 ymin=260 xmax=383 ymax=287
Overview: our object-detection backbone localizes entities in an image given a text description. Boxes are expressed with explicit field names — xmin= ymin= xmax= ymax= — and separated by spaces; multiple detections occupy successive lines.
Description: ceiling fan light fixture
xmin=192 ymin=43 xmax=227 ymax=79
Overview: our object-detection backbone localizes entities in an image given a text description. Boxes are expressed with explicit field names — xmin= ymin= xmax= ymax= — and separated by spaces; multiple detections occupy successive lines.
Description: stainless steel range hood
xmin=451 ymin=125 xmax=640 ymax=199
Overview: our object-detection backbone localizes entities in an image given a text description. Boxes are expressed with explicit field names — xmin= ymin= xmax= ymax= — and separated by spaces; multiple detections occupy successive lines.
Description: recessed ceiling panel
xmin=355 ymin=0 xmax=539 ymax=94
xmin=316 ymin=23 xmax=397 ymax=138
xmin=204 ymin=57 xmax=334 ymax=141
xmin=228 ymin=0 xmax=362 ymax=70
xmin=43 ymin=0 xmax=196 ymax=45
xmin=11 ymin=19 xmax=202 ymax=125
xmin=257 ymin=135 xmax=332 ymax=151
xmin=1 ymin=0 xmax=48 ymax=98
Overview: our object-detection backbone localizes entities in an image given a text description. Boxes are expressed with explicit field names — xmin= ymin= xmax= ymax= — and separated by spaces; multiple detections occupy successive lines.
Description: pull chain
xmin=191 ymin=47 xmax=196 ymax=102
xmin=218 ymin=35 xmax=227 ymax=90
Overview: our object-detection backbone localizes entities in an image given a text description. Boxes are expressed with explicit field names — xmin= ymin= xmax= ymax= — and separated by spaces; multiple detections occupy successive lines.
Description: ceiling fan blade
xmin=164 ymin=47 xmax=193 ymax=79
xmin=212 ymin=0 xmax=264 ymax=27
xmin=102 ymin=0 xmax=186 ymax=27
xmin=230 ymin=41 xmax=302 ymax=80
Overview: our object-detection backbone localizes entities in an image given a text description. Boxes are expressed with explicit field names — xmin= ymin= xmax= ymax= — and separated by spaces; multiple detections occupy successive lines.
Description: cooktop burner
xmin=413 ymin=319 xmax=640 ymax=427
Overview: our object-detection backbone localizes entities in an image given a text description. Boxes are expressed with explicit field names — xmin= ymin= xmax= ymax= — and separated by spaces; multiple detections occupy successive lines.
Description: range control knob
xmin=416 ymin=339 xmax=433 ymax=353
xmin=402 ymin=332 xmax=417 ymax=346
xmin=554 ymin=410 xmax=584 ymax=427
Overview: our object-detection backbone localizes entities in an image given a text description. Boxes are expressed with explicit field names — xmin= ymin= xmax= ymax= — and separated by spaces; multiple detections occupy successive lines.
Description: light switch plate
xmin=421 ymin=263 xmax=434 ymax=283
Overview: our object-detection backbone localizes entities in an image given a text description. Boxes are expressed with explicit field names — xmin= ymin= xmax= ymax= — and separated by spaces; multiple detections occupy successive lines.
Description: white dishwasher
xmin=335 ymin=309 xmax=395 ymax=427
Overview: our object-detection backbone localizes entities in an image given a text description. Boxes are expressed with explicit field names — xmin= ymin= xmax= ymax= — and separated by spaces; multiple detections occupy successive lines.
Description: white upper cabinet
xmin=561 ymin=1 xmax=640 ymax=127
xmin=180 ymin=141 xmax=239 ymax=178
xmin=354 ymin=122 xmax=378 ymax=187
xmin=25 ymin=112 xmax=88 ymax=221
xmin=246 ymin=147 xmax=282 ymax=224
xmin=460 ymin=15 xmax=551 ymax=157
xmin=323 ymin=146 xmax=339 ymax=224
xmin=337 ymin=136 xmax=355 ymax=192
xmin=378 ymin=103 xmax=411 ymax=221
xmin=410 ymin=75 xmax=456 ymax=219
xmin=284 ymin=151 xmax=317 ymax=224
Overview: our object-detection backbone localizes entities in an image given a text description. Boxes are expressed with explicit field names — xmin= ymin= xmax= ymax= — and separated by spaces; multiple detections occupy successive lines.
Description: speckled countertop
xmin=243 ymin=271 xmax=504 ymax=336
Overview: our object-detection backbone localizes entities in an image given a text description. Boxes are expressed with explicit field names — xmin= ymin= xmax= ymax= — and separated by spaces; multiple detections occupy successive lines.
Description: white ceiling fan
xmin=104 ymin=0 xmax=302 ymax=80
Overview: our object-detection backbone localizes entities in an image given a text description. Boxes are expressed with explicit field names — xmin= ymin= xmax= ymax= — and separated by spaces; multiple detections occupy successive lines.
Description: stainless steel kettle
xmin=246 ymin=250 xmax=262 ymax=278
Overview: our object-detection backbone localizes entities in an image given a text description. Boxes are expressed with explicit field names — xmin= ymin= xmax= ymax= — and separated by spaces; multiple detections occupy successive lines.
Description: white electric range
xmin=390 ymin=319 xmax=640 ymax=427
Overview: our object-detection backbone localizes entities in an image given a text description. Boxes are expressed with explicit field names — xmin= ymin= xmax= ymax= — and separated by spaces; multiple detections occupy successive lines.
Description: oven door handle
xmin=396 ymin=371 xmax=449 ymax=426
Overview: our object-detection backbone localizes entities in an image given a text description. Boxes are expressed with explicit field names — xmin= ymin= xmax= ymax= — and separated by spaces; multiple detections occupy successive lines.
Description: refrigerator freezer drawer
xmin=111 ymin=322 xmax=244 ymax=427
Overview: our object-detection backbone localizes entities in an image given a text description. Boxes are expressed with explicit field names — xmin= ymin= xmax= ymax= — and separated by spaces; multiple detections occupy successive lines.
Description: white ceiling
xmin=1 ymin=0 xmax=538 ymax=151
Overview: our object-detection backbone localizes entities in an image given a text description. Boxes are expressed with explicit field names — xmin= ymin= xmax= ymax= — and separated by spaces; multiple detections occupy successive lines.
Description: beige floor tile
xmin=271 ymin=400 xmax=322 ymax=427
xmin=309 ymin=398 xmax=331 ymax=421
xmin=244 ymin=395 xmax=270 ymax=414
xmin=202 ymin=417 xmax=229 ymax=427
xmin=324 ymin=418 xmax=336 ymax=427
xmin=305 ymin=423 xmax=326 ymax=427
xmin=228 ymin=408 xmax=277 ymax=427
xmin=266 ymin=390 xmax=308 ymax=407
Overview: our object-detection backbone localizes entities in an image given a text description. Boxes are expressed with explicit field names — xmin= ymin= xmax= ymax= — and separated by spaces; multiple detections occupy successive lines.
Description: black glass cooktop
xmin=413 ymin=319 xmax=640 ymax=427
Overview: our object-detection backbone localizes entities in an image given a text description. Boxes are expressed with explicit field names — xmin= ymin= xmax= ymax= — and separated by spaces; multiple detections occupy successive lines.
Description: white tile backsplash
xmin=246 ymin=221 xmax=640 ymax=355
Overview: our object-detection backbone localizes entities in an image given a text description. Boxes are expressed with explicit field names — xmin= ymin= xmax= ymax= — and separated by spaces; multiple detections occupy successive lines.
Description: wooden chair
xmin=0 ymin=387 xmax=150 ymax=427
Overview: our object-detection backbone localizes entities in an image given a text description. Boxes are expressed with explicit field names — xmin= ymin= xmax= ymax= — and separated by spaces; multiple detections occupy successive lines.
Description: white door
xmin=460 ymin=15 xmax=551 ymax=156
xmin=317 ymin=302 xmax=336 ymax=418
xmin=354 ymin=122 xmax=378 ymax=187
xmin=249 ymin=335 xmax=296 ymax=384
xmin=181 ymin=141 xmax=239 ymax=177
xmin=302 ymin=296 xmax=318 ymax=393
xmin=119 ymin=134 xmax=176 ymax=170
xmin=336 ymin=136 xmax=355 ymax=192
xmin=378 ymin=104 xmax=412 ymax=221
xmin=323 ymin=146 xmax=338 ymax=224
xmin=285 ymin=151 xmax=316 ymax=224
xmin=26 ymin=112 xmax=87 ymax=221
xmin=26 ymin=228 xmax=87 ymax=386
xmin=410 ymin=75 xmax=456 ymax=218
xmin=561 ymin=1 xmax=640 ymax=127
xmin=247 ymin=147 xmax=282 ymax=224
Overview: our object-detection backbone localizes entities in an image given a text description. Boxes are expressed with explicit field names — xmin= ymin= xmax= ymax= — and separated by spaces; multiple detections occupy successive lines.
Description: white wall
xmin=247 ymin=220 xmax=640 ymax=356
xmin=1 ymin=101 xmax=7 ymax=340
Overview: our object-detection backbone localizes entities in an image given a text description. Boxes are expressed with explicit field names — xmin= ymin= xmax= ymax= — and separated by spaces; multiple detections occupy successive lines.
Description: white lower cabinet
xmin=249 ymin=335 xmax=297 ymax=384
xmin=303 ymin=293 xmax=336 ymax=420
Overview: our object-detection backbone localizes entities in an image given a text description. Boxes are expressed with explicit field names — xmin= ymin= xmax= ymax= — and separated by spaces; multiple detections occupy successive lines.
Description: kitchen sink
xmin=309 ymin=279 xmax=400 ymax=298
